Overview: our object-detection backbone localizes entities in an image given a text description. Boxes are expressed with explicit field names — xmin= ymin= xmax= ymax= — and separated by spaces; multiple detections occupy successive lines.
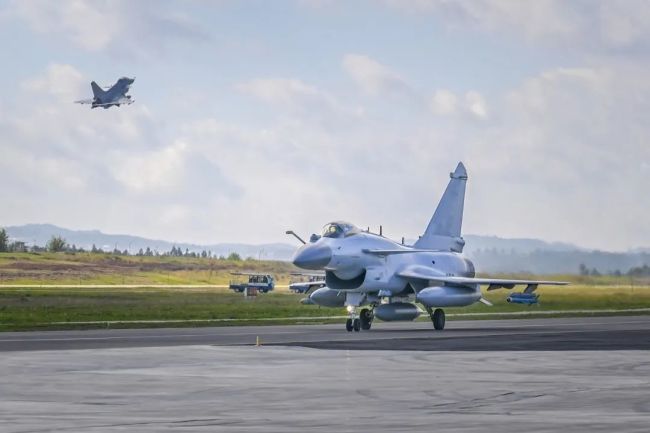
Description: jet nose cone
xmin=292 ymin=244 xmax=332 ymax=270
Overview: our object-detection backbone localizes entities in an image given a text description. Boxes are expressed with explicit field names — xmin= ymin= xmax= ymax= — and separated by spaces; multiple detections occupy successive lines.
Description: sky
xmin=0 ymin=0 xmax=649 ymax=251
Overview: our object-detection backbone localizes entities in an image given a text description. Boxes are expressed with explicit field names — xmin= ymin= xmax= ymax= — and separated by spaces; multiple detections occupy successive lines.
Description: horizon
xmin=1 ymin=1 xmax=648 ymax=250
xmin=4 ymin=221 xmax=644 ymax=254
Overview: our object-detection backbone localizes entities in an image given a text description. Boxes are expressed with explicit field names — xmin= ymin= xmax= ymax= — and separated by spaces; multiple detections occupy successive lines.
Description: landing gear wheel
xmin=346 ymin=318 xmax=353 ymax=332
xmin=353 ymin=318 xmax=361 ymax=332
xmin=432 ymin=308 xmax=445 ymax=330
xmin=360 ymin=308 xmax=373 ymax=330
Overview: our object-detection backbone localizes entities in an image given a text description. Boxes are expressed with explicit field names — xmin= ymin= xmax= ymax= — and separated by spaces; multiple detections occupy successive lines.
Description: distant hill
xmin=4 ymin=223 xmax=649 ymax=274
xmin=5 ymin=223 xmax=295 ymax=260
xmin=462 ymin=235 xmax=579 ymax=254
xmin=469 ymin=248 xmax=650 ymax=275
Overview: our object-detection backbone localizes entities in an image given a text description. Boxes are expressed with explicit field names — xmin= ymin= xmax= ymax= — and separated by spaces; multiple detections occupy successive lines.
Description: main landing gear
xmin=345 ymin=307 xmax=373 ymax=332
xmin=426 ymin=307 xmax=446 ymax=330
xmin=360 ymin=308 xmax=373 ymax=330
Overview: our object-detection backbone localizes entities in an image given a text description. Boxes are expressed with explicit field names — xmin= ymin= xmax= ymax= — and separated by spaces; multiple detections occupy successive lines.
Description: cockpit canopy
xmin=321 ymin=221 xmax=361 ymax=239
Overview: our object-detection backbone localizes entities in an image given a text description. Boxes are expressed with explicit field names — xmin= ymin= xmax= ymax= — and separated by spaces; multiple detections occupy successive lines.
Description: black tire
xmin=360 ymin=308 xmax=373 ymax=330
xmin=433 ymin=308 xmax=445 ymax=330
xmin=353 ymin=318 xmax=361 ymax=332
xmin=345 ymin=318 xmax=353 ymax=332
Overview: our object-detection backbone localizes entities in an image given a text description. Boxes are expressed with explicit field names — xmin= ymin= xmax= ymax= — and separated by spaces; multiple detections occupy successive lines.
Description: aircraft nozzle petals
xmin=292 ymin=244 xmax=332 ymax=270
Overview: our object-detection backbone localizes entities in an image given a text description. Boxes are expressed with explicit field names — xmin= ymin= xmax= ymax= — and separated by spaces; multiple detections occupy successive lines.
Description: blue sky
xmin=1 ymin=0 xmax=649 ymax=251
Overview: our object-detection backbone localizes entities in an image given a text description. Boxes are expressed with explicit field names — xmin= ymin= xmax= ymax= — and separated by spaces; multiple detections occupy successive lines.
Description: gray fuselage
xmin=293 ymin=225 xmax=475 ymax=296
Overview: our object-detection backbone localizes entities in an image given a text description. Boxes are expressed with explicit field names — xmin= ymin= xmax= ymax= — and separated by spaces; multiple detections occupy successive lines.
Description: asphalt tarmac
xmin=2 ymin=316 xmax=650 ymax=432
xmin=1 ymin=315 xmax=649 ymax=351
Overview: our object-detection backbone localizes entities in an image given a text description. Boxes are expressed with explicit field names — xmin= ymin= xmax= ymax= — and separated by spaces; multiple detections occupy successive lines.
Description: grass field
xmin=2 ymin=284 xmax=649 ymax=332
xmin=1 ymin=252 xmax=649 ymax=331
xmin=0 ymin=252 xmax=296 ymax=285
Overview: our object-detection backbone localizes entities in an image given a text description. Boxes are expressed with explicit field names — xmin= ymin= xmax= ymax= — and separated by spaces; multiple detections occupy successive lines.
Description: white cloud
xmin=113 ymin=141 xmax=188 ymax=193
xmin=21 ymin=64 xmax=86 ymax=99
xmin=598 ymin=0 xmax=650 ymax=49
xmin=465 ymin=91 xmax=487 ymax=119
xmin=11 ymin=64 xmax=157 ymax=155
xmin=8 ymin=0 xmax=208 ymax=57
xmin=384 ymin=0 xmax=650 ymax=52
xmin=342 ymin=53 xmax=410 ymax=97
xmin=430 ymin=89 xmax=458 ymax=115
xmin=0 ymin=64 xmax=240 ymax=243
xmin=2 ymin=2 xmax=650 ymax=251
xmin=12 ymin=0 xmax=116 ymax=50
xmin=430 ymin=89 xmax=487 ymax=119
xmin=462 ymin=64 xmax=650 ymax=250
xmin=3 ymin=58 xmax=650 ymax=250
xmin=238 ymin=78 xmax=328 ymax=107
xmin=237 ymin=77 xmax=364 ymax=127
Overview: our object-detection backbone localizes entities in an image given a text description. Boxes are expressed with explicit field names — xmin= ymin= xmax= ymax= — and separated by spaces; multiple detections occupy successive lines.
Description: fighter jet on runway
xmin=289 ymin=162 xmax=567 ymax=332
xmin=75 ymin=77 xmax=135 ymax=109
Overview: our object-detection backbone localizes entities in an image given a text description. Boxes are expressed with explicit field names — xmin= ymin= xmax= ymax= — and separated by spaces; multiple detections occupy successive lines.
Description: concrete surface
xmin=1 ymin=317 xmax=649 ymax=432
xmin=1 ymin=346 xmax=649 ymax=432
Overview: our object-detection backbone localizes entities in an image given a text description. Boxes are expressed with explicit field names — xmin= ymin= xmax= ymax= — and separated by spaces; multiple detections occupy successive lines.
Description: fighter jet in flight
xmin=75 ymin=77 xmax=135 ymax=109
xmin=289 ymin=162 xmax=567 ymax=332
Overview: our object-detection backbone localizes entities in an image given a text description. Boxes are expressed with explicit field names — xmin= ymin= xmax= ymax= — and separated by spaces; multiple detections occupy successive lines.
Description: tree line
xmin=578 ymin=263 xmax=650 ymax=277
xmin=0 ymin=228 xmax=244 ymax=261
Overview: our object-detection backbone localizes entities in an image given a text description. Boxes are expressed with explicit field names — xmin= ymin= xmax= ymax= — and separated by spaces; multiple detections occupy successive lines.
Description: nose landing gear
xmin=345 ymin=305 xmax=359 ymax=332
xmin=345 ymin=317 xmax=361 ymax=332
xmin=344 ymin=293 xmax=370 ymax=332
xmin=345 ymin=308 xmax=373 ymax=332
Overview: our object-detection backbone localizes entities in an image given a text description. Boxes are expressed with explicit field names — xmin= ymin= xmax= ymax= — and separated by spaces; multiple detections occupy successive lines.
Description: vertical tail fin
xmin=414 ymin=162 xmax=468 ymax=252
xmin=90 ymin=81 xmax=105 ymax=99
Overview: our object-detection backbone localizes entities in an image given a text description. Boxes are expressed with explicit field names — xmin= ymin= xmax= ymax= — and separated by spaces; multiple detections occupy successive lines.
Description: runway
xmin=2 ymin=316 xmax=650 ymax=432
xmin=1 ymin=315 xmax=649 ymax=351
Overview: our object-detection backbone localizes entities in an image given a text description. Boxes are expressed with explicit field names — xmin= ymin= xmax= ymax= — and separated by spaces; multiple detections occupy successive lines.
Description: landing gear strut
xmin=360 ymin=308 xmax=373 ymax=330
xmin=426 ymin=307 xmax=446 ymax=330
